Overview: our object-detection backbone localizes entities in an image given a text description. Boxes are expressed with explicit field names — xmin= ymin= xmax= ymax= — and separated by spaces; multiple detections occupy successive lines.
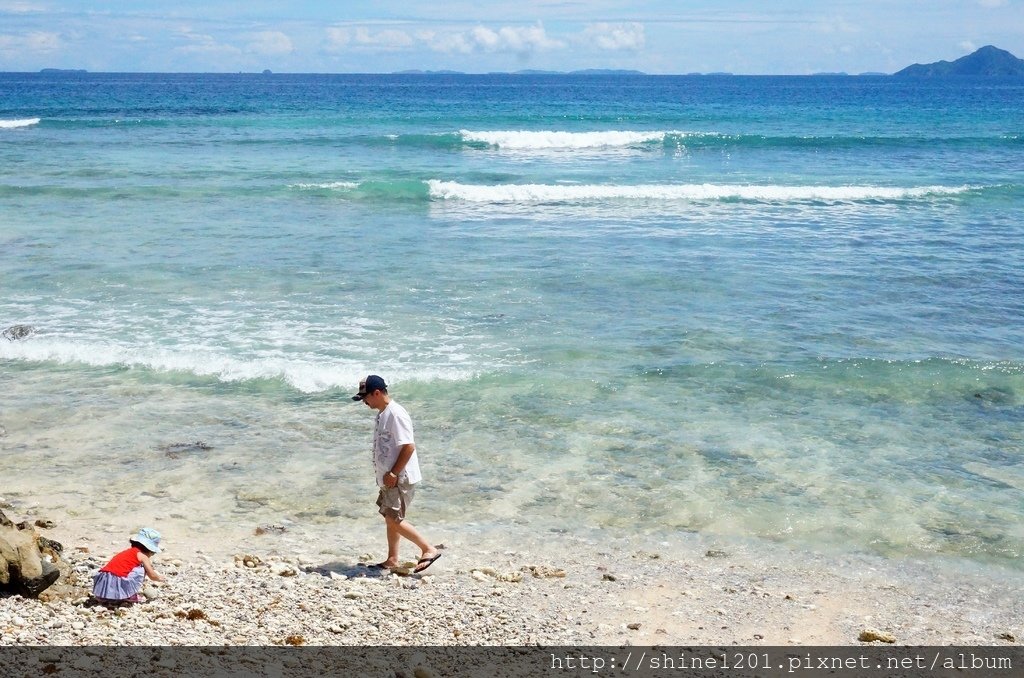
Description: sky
xmin=0 ymin=1 xmax=1022 ymax=75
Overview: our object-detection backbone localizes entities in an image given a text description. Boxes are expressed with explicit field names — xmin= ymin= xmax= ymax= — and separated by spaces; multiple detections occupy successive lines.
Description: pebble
xmin=859 ymin=628 xmax=896 ymax=643
xmin=0 ymin=538 xmax=1019 ymax=650
xmin=272 ymin=563 xmax=298 ymax=577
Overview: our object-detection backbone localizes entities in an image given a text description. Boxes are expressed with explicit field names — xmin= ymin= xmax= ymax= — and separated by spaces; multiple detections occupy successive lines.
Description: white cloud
xmin=428 ymin=23 xmax=563 ymax=55
xmin=959 ymin=40 xmax=978 ymax=53
xmin=422 ymin=31 xmax=473 ymax=54
xmin=363 ymin=28 xmax=414 ymax=50
xmin=325 ymin=26 xmax=414 ymax=52
xmin=976 ymin=0 xmax=1007 ymax=7
xmin=246 ymin=31 xmax=293 ymax=55
xmin=0 ymin=1 xmax=46 ymax=13
xmin=581 ymin=23 xmax=645 ymax=51
xmin=813 ymin=16 xmax=859 ymax=34
xmin=0 ymin=30 xmax=61 ymax=53
xmin=175 ymin=28 xmax=240 ymax=56
xmin=324 ymin=27 xmax=350 ymax=51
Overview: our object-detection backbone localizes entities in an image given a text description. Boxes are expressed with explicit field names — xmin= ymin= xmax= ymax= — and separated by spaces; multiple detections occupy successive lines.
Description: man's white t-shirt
xmin=373 ymin=400 xmax=422 ymax=487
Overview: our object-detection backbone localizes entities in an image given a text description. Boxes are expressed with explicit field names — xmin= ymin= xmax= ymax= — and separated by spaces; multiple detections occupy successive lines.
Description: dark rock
xmin=972 ymin=387 xmax=1015 ymax=405
xmin=18 ymin=561 xmax=60 ymax=597
xmin=2 ymin=324 xmax=35 ymax=341
xmin=38 ymin=536 xmax=64 ymax=555
xmin=0 ymin=509 xmax=63 ymax=597
xmin=254 ymin=524 xmax=287 ymax=536
xmin=160 ymin=441 xmax=213 ymax=458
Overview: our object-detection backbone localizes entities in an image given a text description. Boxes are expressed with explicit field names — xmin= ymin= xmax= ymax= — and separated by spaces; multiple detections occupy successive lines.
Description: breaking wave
xmin=426 ymin=180 xmax=975 ymax=203
xmin=458 ymin=129 xmax=675 ymax=149
xmin=0 ymin=118 xmax=40 ymax=129
xmin=0 ymin=337 xmax=476 ymax=393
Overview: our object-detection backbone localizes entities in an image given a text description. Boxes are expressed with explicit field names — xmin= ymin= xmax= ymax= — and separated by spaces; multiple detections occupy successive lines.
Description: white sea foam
xmin=290 ymin=181 xmax=360 ymax=190
xmin=427 ymin=180 xmax=973 ymax=203
xmin=0 ymin=338 xmax=475 ymax=393
xmin=0 ymin=118 xmax=40 ymax=129
xmin=459 ymin=129 xmax=675 ymax=149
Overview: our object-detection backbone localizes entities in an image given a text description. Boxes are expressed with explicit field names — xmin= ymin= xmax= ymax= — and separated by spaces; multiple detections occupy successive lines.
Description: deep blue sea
xmin=1 ymin=73 xmax=1022 ymax=568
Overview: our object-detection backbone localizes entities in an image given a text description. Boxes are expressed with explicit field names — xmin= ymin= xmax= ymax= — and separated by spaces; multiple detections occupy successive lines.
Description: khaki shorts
xmin=376 ymin=483 xmax=415 ymax=522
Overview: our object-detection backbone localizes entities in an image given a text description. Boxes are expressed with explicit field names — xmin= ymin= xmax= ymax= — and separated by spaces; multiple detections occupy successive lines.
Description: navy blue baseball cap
xmin=352 ymin=375 xmax=387 ymax=401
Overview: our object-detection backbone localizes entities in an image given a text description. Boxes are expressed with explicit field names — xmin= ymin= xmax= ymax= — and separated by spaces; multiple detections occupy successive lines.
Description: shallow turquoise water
xmin=1 ymin=73 xmax=1022 ymax=566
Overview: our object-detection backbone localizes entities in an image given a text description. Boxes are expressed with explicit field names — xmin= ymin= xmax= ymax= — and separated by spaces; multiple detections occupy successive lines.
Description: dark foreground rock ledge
xmin=0 ymin=509 xmax=63 ymax=597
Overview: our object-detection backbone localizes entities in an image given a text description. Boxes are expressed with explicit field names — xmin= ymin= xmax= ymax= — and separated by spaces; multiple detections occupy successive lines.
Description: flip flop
xmin=367 ymin=562 xmax=395 ymax=570
xmin=413 ymin=553 xmax=442 ymax=574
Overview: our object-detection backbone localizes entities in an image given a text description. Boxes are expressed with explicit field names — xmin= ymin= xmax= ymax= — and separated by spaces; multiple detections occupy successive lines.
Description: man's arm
xmin=384 ymin=443 xmax=416 ymax=487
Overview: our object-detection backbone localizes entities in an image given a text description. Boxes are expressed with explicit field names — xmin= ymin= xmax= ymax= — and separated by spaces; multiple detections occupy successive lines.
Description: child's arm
xmin=137 ymin=552 xmax=166 ymax=582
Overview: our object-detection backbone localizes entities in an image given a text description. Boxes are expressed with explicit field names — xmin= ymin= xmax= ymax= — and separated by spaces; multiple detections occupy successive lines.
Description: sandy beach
xmin=1 ymin=501 xmax=1020 ymax=649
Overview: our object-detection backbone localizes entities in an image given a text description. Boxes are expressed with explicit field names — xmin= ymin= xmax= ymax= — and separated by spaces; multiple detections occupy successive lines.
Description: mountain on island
xmin=895 ymin=45 xmax=1024 ymax=77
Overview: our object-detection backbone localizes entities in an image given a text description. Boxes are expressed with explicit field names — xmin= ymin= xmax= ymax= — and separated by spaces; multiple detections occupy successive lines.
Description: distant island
xmin=393 ymin=68 xmax=645 ymax=76
xmin=393 ymin=69 xmax=465 ymax=75
xmin=895 ymin=45 xmax=1024 ymax=77
xmin=520 ymin=69 xmax=645 ymax=75
xmin=26 ymin=46 xmax=1024 ymax=78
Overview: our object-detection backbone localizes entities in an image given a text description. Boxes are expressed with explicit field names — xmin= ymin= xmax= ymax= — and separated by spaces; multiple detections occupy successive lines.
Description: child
xmin=92 ymin=527 xmax=166 ymax=603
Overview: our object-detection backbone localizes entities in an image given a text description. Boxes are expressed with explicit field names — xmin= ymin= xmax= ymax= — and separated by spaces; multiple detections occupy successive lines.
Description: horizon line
xmin=7 ymin=69 xmax=898 ymax=77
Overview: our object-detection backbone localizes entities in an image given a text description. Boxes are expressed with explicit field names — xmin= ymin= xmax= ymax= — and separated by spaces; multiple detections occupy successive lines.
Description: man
xmin=353 ymin=374 xmax=441 ymax=573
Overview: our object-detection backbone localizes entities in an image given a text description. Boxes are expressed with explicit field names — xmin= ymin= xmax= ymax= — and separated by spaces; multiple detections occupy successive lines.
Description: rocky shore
xmin=0 ymin=508 xmax=1020 ymax=649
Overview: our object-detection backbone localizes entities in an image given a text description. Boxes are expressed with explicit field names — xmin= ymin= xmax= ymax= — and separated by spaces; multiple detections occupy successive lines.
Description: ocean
xmin=1 ymin=72 xmax=1022 ymax=569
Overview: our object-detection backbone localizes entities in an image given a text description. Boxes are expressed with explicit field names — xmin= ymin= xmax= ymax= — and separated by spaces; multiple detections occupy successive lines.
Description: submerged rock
xmin=254 ymin=524 xmax=287 ymax=536
xmin=160 ymin=441 xmax=214 ymax=459
xmin=972 ymin=387 xmax=1015 ymax=405
xmin=2 ymin=324 xmax=35 ymax=341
